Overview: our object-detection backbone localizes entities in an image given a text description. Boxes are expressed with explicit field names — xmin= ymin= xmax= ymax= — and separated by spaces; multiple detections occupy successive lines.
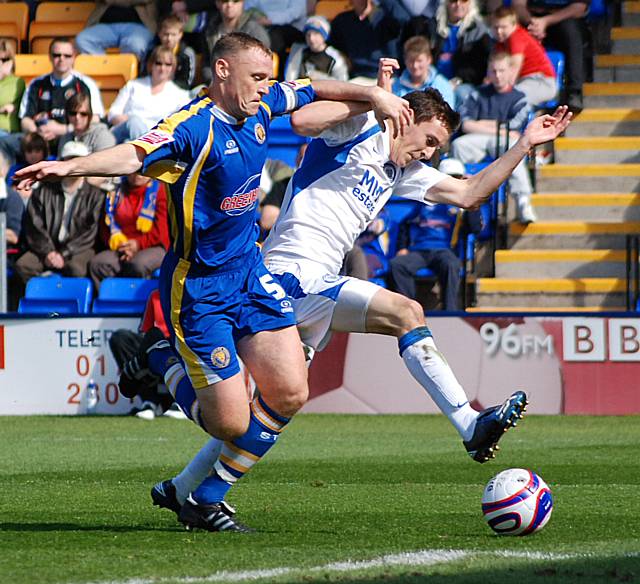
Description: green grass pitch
xmin=1 ymin=414 xmax=639 ymax=584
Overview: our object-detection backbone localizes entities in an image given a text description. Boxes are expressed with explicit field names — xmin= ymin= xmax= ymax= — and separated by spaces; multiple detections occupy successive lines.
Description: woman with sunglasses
xmin=57 ymin=93 xmax=116 ymax=158
xmin=0 ymin=40 xmax=25 ymax=137
xmin=428 ymin=0 xmax=492 ymax=108
xmin=108 ymin=46 xmax=189 ymax=144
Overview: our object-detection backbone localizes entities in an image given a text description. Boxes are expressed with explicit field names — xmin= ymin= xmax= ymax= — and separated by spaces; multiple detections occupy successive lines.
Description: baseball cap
xmin=438 ymin=157 xmax=465 ymax=178
xmin=60 ymin=140 xmax=90 ymax=160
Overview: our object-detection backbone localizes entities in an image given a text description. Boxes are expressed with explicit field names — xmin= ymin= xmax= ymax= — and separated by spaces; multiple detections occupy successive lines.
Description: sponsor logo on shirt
xmin=254 ymin=123 xmax=266 ymax=144
xmin=351 ymin=169 xmax=385 ymax=213
xmin=211 ymin=346 xmax=231 ymax=368
xmin=220 ymin=174 xmax=261 ymax=216
xmin=137 ymin=130 xmax=175 ymax=146
xmin=224 ymin=139 xmax=239 ymax=155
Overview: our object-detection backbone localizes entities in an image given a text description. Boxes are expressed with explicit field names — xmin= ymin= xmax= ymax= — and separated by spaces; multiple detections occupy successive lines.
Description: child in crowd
xmin=284 ymin=15 xmax=349 ymax=82
xmin=392 ymin=36 xmax=455 ymax=108
xmin=143 ymin=15 xmax=196 ymax=90
xmin=492 ymin=6 xmax=556 ymax=107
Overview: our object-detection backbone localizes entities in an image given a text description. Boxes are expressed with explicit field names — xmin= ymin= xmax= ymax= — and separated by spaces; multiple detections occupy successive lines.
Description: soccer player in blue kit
xmin=15 ymin=33 xmax=412 ymax=532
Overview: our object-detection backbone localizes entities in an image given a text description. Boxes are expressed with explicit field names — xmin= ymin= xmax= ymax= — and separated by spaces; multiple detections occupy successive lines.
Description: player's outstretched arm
xmin=14 ymin=143 xmax=145 ymax=190
xmin=311 ymin=80 xmax=411 ymax=137
xmin=431 ymin=106 xmax=572 ymax=209
xmin=290 ymin=100 xmax=370 ymax=137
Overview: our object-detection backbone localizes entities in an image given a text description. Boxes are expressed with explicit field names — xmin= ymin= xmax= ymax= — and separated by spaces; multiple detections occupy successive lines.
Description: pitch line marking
xmin=79 ymin=549 xmax=640 ymax=584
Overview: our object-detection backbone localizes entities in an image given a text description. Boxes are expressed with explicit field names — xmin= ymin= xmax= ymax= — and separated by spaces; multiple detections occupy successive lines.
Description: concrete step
xmin=508 ymin=221 xmax=640 ymax=249
xmin=584 ymin=83 xmax=640 ymax=108
xmin=623 ymin=1 xmax=640 ymax=26
xmin=494 ymin=249 xmax=627 ymax=278
xmin=554 ymin=136 xmax=640 ymax=164
xmin=531 ymin=193 xmax=640 ymax=221
xmin=466 ymin=305 xmax=628 ymax=312
xmin=594 ymin=55 xmax=640 ymax=82
xmin=565 ymin=108 xmax=640 ymax=137
xmin=611 ymin=27 xmax=640 ymax=54
xmin=475 ymin=277 xmax=627 ymax=308
xmin=535 ymin=164 xmax=640 ymax=193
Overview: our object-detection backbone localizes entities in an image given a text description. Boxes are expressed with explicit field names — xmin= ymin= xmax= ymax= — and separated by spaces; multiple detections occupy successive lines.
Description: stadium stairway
xmin=472 ymin=1 xmax=640 ymax=311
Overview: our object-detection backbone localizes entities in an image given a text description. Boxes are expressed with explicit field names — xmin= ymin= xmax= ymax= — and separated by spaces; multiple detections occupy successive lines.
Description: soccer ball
xmin=481 ymin=468 xmax=553 ymax=536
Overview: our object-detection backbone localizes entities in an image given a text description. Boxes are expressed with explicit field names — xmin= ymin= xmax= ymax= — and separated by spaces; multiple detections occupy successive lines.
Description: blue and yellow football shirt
xmin=131 ymin=80 xmax=315 ymax=268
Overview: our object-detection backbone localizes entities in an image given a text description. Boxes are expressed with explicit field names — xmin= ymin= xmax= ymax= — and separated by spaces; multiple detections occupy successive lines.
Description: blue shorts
xmin=159 ymin=247 xmax=296 ymax=389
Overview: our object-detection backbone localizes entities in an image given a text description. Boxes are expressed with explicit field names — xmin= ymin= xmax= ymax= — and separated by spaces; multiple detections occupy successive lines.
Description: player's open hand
xmin=524 ymin=106 xmax=572 ymax=147
xmin=377 ymin=57 xmax=399 ymax=92
xmin=13 ymin=160 xmax=73 ymax=190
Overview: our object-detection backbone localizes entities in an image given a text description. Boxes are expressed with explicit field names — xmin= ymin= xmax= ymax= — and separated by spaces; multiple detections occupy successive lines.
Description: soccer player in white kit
xmin=150 ymin=62 xmax=573 ymax=528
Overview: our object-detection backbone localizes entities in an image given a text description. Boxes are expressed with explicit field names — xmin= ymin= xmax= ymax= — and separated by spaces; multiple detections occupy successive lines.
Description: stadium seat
xmin=74 ymin=53 xmax=138 ymax=108
xmin=35 ymin=2 xmax=96 ymax=22
xmin=18 ymin=276 xmax=93 ymax=314
xmin=0 ymin=2 xmax=29 ymax=52
xmin=314 ymin=0 xmax=351 ymax=19
xmin=92 ymin=277 xmax=158 ymax=314
xmin=538 ymin=50 xmax=565 ymax=110
xmin=29 ymin=21 xmax=87 ymax=54
xmin=266 ymin=115 xmax=308 ymax=167
xmin=383 ymin=196 xmax=422 ymax=259
xmin=14 ymin=53 xmax=51 ymax=84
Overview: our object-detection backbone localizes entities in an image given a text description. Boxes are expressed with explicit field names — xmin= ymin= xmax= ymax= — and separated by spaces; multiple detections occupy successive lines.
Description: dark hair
xmin=49 ymin=37 xmax=76 ymax=55
xmin=65 ymin=92 xmax=92 ymax=118
xmin=211 ymin=32 xmax=272 ymax=63
xmin=21 ymin=132 xmax=50 ymax=156
xmin=405 ymin=88 xmax=460 ymax=134
xmin=492 ymin=6 xmax=518 ymax=20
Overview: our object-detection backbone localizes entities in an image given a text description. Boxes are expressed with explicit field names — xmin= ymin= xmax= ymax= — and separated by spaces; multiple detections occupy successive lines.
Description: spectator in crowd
xmin=284 ymin=15 xmax=349 ymax=82
xmin=492 ymin=6 xmax=557 ymax=107
xmin=379 ymin=0 xmax=439 ymax=49
xmin=157 ymin=0 xmax=216 ymax=55
xmin=58 ymin=94 xmax=116 ymax=158
xmin=356 ymin=209 xmax=390 ymax=281
xmin=330 ymin=0 xmax=402 ymax=83
xmin=108 ymin=46 xmax=190 ymax=144
xmin=12 ymin=141 xmax=103 ymax=296
xmin=429 ymin=0 xmax=493 ymax=107
xmin=202 ymin=0 xmax=270 ymax=84
xmin=451 ymin=52 xmax=536 ymax=224
xmin=109 ymin=288 xmax=186 ymax=420
xmin=143 ymin=15 xmax=196 ymax=90
xmin=1 ymin=38 xmax=104 ymax=164
xmin=7 ymin=133 xmax=50 ymax=205
xmin=0 ymin=151 xmax=24 ymax=252
xmin=244 ymin=0 xmax=307 ymax=77
xmin=75 ymin=0 xmax=156 ymax=62
xmin=511 ymin=0 xmax=588 ymax=112
xmin=389 ymin=157 xmax=479 ymax=311
xmin=391 ymin=36 xmax=455 ymax=108
xmin=89 ymin=173 xmax=170 ymax=290
xmin=0 ymin=40 xmax=25 ymax=137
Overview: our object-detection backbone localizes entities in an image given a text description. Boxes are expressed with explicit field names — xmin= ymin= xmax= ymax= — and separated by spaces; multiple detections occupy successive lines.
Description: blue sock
xmin=192 ymin=394 xmax=289 ymax=504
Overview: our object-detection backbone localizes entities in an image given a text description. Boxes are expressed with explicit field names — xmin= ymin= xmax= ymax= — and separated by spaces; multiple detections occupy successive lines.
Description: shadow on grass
xmin=293 ymin=556 xmax=640 ymax=584
xmin=0 ymin=522 xmax=181 ymax=533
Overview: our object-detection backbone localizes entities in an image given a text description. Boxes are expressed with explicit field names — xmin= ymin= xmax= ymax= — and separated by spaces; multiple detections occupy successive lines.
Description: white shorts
xmin=269 ymin=261 xmax=381 ymax=351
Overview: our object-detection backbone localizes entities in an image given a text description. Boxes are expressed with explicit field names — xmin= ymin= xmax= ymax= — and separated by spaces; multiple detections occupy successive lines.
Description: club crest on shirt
xmin=211 ymin=346 xmax=231 ymax=368
xmin=254 ymin=123 xmax=266 ymax=144
xmin=383 ymin=162 xmax=397 ymax=182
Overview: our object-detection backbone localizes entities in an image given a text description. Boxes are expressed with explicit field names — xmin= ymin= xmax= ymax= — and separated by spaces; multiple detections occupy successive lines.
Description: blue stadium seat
xmin=539 ymin=50 xmax=565 ymax=110
xmin=382 ymin=197 xmax=422 ymax=259
xmin=18 ymin=276 xmax=93 ymax=314
xmin=266 ymin=115 xmax=308 ymax=167
xmin=92 ymin=277 xmax=158 ymax=314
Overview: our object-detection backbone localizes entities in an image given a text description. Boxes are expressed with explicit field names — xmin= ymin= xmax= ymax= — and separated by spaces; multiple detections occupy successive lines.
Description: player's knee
xmin=393 ymin=295 xmax=426 ymax=333
xmin=201 ymin=414 xmax=249 ymax=442
xmin=263 ymin=379 xmax=309 ymax=418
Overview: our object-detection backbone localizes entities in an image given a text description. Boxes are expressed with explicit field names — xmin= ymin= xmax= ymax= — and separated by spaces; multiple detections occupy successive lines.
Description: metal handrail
xmin=625 ymin=234 xmax=639 ymax=311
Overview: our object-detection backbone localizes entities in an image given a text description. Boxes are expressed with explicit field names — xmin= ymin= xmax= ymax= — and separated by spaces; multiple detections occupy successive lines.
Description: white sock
xmin=172 ymin=438 xmax=222 ymax=504
xmin=401 ymin=332 xmax=478 ymax=441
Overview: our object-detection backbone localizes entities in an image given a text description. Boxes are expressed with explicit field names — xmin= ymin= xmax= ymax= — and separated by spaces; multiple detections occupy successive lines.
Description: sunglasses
xmin=0 ymin=57 xmax=12 ymax=63
xmin=69 ymin=111 xmax=90 ymax=118
xmin=51 ymin=52 xmax=74 ymax=59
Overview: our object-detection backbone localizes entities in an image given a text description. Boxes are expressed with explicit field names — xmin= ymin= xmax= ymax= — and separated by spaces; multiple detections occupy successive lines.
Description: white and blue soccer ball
xmin=481 ymin=468 xmax=553 ymax=536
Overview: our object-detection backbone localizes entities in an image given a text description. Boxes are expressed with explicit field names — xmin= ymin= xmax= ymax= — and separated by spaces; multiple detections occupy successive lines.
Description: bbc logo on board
xmin=563 ymin=318 xmax=640 ymax=362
